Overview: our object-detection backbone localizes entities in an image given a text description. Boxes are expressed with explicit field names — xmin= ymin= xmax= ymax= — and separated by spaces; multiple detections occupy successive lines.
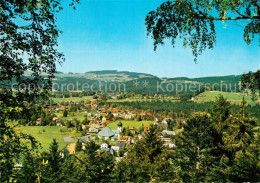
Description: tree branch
xmin=205 ymin=15 xmax=260 ymax=21
xmin=186 ymin=0 xmax=260 ymax=21
xmin=235 ymin=10 xmax=247 ymax=18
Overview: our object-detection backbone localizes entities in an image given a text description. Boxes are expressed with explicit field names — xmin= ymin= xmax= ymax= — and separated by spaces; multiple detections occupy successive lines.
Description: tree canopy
xmin=145 ymin=0 xmax=260 ymax=61
xmin=0 ymin=0 xmax=79 ymax=114
xmin=0 ymin=1 xmax=78 ymax=181
xmin=240 ymin=69 xmax=260 ymax=100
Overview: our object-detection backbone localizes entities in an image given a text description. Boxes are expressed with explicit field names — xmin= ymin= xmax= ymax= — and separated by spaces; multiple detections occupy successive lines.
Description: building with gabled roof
xmin=98 ymin=126 xmax=115 ymax=140
xmin=67 ymin=143 xmax=76 ymax=154
xmin=118 ymin=135 xmax=131 ymax=144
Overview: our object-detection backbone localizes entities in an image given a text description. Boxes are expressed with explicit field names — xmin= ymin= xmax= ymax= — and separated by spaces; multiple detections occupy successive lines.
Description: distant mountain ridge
xmin=50 ymin=70 xmax=241 ymax=94
xmin=23 ymin=70 xmax=242 ymax=84
xmin=166 ymin=75 xmax=241 ymax=83
xmin=56 ymin=70 xmax=241 ymax=81
xmin=85 ymin=70 xmax=155 ymax=77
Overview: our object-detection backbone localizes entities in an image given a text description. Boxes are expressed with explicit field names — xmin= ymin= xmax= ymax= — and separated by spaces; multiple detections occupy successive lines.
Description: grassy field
xmin=51 ymin=96 xmax=94 ymax=103
xmin=55 ymin=111 xmax=88 ymax=122
xmin=195 ymin=91 xmax=260 ymax=105
xmin=107 ymin=120 xmax=155 ymax=130
xmin=14 ymin=126 xmax=80 ymax=151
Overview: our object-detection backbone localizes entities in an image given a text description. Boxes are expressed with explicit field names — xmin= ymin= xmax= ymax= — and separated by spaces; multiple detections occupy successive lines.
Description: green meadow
xmin=107 ymin=120 xmax=155 ymax=130
xmin=51 ymin=96 xmax=94 ymax=103
xmin=14 ymin=126 xmax=80 ymax=151
xmin=13 ymin=120 xmax=155 ymax=152
xmin=195 ymin=91 xmax=260 ymax=105
xmin=55 ymin=111 xmax=89 ymax=122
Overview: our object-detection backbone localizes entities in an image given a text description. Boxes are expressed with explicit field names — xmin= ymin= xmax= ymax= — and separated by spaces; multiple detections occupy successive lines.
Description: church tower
xmin=117 ymin=121 xmax=122 ymax=133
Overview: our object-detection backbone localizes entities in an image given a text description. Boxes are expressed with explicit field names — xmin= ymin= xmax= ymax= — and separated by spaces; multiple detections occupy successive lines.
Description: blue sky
xmin=56 ymin=0 xmax=260 ymax=78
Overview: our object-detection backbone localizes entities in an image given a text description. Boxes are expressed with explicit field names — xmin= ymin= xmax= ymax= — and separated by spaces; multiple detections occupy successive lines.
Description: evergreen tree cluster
xmin=2 ymin=96 xmax=259 ymax=182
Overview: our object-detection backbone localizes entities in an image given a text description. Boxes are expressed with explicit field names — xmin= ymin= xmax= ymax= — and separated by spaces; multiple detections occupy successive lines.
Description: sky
xmin=56 ymin=0 xmax=260 ymax=78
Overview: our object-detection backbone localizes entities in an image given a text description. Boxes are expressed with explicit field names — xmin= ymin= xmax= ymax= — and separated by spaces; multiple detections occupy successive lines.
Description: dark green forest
xmin=108 ymin=100 xmax=260 ymax=123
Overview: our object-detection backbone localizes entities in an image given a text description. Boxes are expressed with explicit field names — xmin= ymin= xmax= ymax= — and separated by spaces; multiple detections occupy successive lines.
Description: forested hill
xmin=22 ymin=70 xmax=241 ymax=84
xmin=52 ymin=70 xmax=241 ymax=85
xmin=85 ymin=70 xmax=156 ymax=78
xmin=166 ymin=75 xmax=241 ymax=83
xmin=48 ymin=70 xmax=241 ymax=95
xmin=53 ymin=70 xmax=158 ymax=82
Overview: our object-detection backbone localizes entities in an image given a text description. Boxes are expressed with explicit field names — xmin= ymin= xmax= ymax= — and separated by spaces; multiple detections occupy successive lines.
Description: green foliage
xmin=0 ymin=122 xmax=40 ymax=182
xmin=146 ymin=0 xmax=259 ymax=61
xmin=174 ymin=95 xmax=260 ymax=182
xmin=110 ymin=99 xmax=260 ymax=124
xmin=240 ymin=69 xmax=260 ymax=100
xmin=75 ymin=140 xmax=82 ymax=152
xmin=108 ymin=111 xmax=114 ymax=119
xmin=114 ymin=96 xmax=259 ymax=182
xmin=118 ymin=149 xmax=124 ymax=157
xmin=0 ymin=0 xmax=79 ymax=181
xmin=7 ymin=96 xmax=260 ymax=182
xmin=61 ymin=141 xmax=114 ymax=182
xmin=167 ymin=119 xmax=174 ymax=130
xmin=212 ymin=94 xmax=231 ymax=122
xmin=82 ymin=117 xmax=89 ymax=125
xmin=115 ymin=125 xmax=170 ymax=182
xmin=0 ymin=0 xmax=66 ymax=110
xmin=14 ymin=140 xmax=115 ymax=182
xmin=121 ymin=126 xmax=133 ymax=136
xmin=175 ymin=113 xmax=218 ymax=181
xmin=63 ymin=110 xmax=68 ymax=117
xmin=49 ymin=139 xmax=61 ymax=173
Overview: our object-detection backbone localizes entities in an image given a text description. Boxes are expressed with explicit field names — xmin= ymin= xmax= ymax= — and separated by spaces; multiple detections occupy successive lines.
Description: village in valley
xmin=31 ymin=94 xmax=184 ymax=158
xmin=14 ymin=83 xmax=260 ymax=161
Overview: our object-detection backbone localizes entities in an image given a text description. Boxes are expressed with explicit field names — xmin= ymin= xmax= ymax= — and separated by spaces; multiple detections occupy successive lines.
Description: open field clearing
xmin=14 ymin=126 xmax=80 ymax=151
xmin=51 ymin=96 xmax=94 ymax=103
xmin=55 ymin=111 xmax=88 ymax=121
xmin=195 ymin=91 xmax=260 ymax=105
xmin=107 ymin=120 xmax=156 ymax=130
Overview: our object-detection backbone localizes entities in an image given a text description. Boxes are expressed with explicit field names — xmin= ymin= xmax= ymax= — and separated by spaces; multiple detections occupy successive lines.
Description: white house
xmin=112 ymin=113 xmax=119 ymax=117
xmin=124 ymin=114 xmax=132 ymax=120
xmin=88 ymin=124 xmax=100 ymax=133
xmin=102 ymin=116 xmax=107 ymax=123
xmin=101 ymin=141 xmax=109 ymax=149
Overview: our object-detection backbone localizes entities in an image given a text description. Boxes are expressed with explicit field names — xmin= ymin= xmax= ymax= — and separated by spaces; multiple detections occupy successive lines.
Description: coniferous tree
xmin=48 ymin=139 xmax=62 ymax=182
xmin=174 ymin=95 xmax=260 ymax=182
xmin=63 ymin=110 xmax=68 ymax=117
xmin=75 ymin=140 xmax=82 ymax=152
xmin=115 ymin=125 xmax=168 ymax=182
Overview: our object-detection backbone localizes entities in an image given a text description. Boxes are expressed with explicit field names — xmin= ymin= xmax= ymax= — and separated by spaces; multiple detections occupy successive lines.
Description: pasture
xmin=14 ymin=126 xmax=80 ymax=151
xmin=107 ymin=120 xmax=155 ymax=130
xmin=195 ymin=91 xmax=260 ymax=105
xmin=55 ymin=111 xmax=88 ymax=122
xmin=51 ymin=96 xmax=94 ymax=103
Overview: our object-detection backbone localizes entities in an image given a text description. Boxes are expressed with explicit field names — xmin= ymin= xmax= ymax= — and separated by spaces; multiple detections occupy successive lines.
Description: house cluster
xmin=42 ymin=99 xmax=187 ymax=129
xmin=73 ymin=120 xmax=177 ymax=156
xmin=41 ymin=102 xmax=182 ymax=156
xmin=69 ymin=122 xmax=132 ymax=156
xmin=100 ymin=141 xmax=126 ymax=156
